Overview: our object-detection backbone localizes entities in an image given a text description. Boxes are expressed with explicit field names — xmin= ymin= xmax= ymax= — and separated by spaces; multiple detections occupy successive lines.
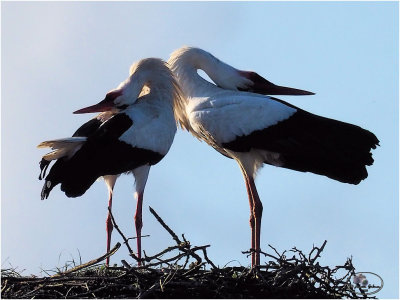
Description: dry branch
xmin=1 ymin=207 xmax=379 ymax=299
xmin=51 ymin=242 xmax=121 ymax=278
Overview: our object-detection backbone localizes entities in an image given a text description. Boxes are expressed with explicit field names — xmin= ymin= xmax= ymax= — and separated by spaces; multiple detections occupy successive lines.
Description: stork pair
xmin=38 ymin=47 xmax=379 ymax=267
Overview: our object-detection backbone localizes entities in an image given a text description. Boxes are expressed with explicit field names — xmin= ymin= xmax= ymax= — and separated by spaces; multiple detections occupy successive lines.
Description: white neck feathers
xmin=168 ymin=47 xmax=252 ymax=96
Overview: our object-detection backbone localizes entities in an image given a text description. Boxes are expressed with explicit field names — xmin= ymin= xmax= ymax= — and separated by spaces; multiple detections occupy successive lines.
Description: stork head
xmin=74 ymin=58 xmax=175 ymax=114
xmin=73 ymin=67 xmax=149 ymax=114
xmin=169 ymin=46 xmax=314 ymax=96
xmin=210 ymin=60 xmax=315 ymax=95
xmin=73 ymin=72 xmax=146 ymax=114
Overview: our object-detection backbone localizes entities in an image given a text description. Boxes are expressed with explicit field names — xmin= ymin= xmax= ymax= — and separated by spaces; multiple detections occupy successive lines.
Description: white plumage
xmin=38 ymin=137 xmax=87 ymax=160
xmin=119 ymin=98 xmax=177 ymax=155
xmin=188 ymin=92 xmax=296 ymax=144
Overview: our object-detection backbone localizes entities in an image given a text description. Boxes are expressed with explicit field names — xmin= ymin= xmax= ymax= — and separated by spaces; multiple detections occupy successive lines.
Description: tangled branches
xmin=1 ymin=207 xmax=378 ymax=298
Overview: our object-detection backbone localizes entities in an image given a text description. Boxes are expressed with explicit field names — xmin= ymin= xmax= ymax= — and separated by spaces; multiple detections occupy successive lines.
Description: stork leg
xmin=248 ymin=176 xmax=263 ymax=266
xmin=242 ymin=171 xmax=256 ymax=266
xmin=240 ymin=167 xmax=263 ymax=267
xmin=132 ymin=165 xmax=150 ymax=266
xmin=104 ymin=175 xmax=117 ymax=267
xmin=105 ymin=190 xmax=114 ymax=267
xmin=134 ymin=191 xmax=144 ymax=266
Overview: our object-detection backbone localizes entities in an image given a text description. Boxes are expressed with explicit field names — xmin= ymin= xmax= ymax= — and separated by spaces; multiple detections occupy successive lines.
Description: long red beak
xmin=74 ymin=90 xmax=123 ymax=114
xmin=240 ymin=71 xmax=314 ymax=96
xmin=73 ymin=99 xmax=114 ymax=114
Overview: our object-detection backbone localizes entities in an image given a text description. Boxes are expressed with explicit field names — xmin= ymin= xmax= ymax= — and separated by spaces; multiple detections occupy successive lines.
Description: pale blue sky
xmin=2 ymin=1 xmax=398 ymax=298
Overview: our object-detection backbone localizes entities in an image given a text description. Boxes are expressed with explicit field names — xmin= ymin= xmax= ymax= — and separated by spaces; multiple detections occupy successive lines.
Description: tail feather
xmin=38 ymin=137 xmax=89 ymax=199
xmin=38 ymin=114 xmax=108 ymax=199
xmin=38 ymin=137 xmax=87 ymax=160
xmin=37 ymin=137 xmax=87 ymax=149
xmin=39 ymin=158 xmax=51 ymax=180
xmin=272 ymin=113 xmax=379 ymax=184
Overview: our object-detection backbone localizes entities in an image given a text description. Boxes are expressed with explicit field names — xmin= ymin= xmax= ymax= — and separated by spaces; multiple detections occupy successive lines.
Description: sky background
xmin=2 ymin=1 xmax=398 ymax=298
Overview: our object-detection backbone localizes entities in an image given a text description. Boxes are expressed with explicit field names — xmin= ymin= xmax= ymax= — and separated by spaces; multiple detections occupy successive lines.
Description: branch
xmin=149 ymin=206 xmax=182 ymax=245
xmin=308 ymin=240 xmax=327 ymax=264
xmin=51 ymin=242 xmax=121 ymax=277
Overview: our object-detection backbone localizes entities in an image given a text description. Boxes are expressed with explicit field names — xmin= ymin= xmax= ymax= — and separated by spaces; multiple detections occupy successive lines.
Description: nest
xmin=1 ymin=207 xmax=378 ymax=299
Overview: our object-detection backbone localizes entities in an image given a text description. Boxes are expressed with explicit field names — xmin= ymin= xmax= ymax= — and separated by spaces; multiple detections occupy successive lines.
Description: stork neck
xmin=148 ymin=86 xmax=174 ymax=107
xmin=169 ymin=48 xmax=222 ymax=98
xmin=133 ymin=73 xmax=176 ymax=109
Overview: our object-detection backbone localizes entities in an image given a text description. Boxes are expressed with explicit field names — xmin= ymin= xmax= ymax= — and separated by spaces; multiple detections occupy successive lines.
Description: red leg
xmin=242 ymin=174 xmax=256 ymax=266
xmin=248 ymin=176 xmax=263 ymax=266
xmin=105 ymin=190 xmax=113 ymax=266
xmin=132 ymin=165 xmax=150 ymax=266
xmin=134 ymin=192 xmax=144 ymax=266
xmin=240 ymin=167 xmax=257 ymax=267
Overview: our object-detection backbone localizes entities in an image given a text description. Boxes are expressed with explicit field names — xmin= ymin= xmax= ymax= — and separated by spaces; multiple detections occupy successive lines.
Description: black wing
xmin=223 ymin=98 xmax=379 ymax=184
xmin=72 ymin=116 xmax=104 ymax=137
xmin=41 ymin=113 xmax=163 ymax=199
xmin=39 ymin=114 xmax=107 ymax=180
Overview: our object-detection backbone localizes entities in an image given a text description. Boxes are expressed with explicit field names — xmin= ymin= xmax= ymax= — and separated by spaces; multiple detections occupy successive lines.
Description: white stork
xmin=168 ymin=46 xmax=379 ymax=267
xmin=38 ymin=58 xmax=186 ymax=266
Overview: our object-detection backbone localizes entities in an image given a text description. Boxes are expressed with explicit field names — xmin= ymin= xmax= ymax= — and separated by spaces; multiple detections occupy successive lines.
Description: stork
xmin=168 ymin=46 xmax=379 ymax=267
xmin=38 ymin=58 xmax=185 ymax=265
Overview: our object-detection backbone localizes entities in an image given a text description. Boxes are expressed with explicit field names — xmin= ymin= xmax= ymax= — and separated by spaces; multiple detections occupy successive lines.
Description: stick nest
xmin=1 ymin=207 xmax=377 ymax=299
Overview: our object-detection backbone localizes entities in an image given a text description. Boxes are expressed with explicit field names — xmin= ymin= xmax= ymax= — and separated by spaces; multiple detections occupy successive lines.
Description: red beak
xmin=73 ymin=98 xmax=114 ymax=114
xmin=74 ymin=90 xmax=123 ymax=114
xmin=239 ymin=71 xmax=314 ymax=96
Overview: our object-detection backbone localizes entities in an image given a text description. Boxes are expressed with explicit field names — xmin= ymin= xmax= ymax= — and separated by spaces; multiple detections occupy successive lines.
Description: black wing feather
xmin=72 ymin=117 xmax=104 ymax=137
xmin=41 ymin=113 xmax=163 ymax=199
xmin=39 ymin=115 xmax=106 ymax=180
xmin=223 ymin=98 xmax=379 ymax=184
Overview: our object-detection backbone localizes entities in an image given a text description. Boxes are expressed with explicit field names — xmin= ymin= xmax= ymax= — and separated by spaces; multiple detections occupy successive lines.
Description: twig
xmin=202 ymin=248 xmax=218 ymax=269
xmin=242 ymin=248 xmax=278 ymax=262
xmin=121 ymin=260 xmax=131 ymax=270
xmin=51 ymin=242 xmax=121 ymax=277
xmin=143 ymin=245 xmax=181 ymax=261
xmin=148 ymin=207 xmax=217 ymax=268
xmin=149 ymin=206 xmax=181 ymax=245
xmin=309 ymin=240 xmax=327 ymax=264
xmin=127 ymin=235 xmax=150 ymax=241
xmin=67 ymin=285 xmax=112 ymax=299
